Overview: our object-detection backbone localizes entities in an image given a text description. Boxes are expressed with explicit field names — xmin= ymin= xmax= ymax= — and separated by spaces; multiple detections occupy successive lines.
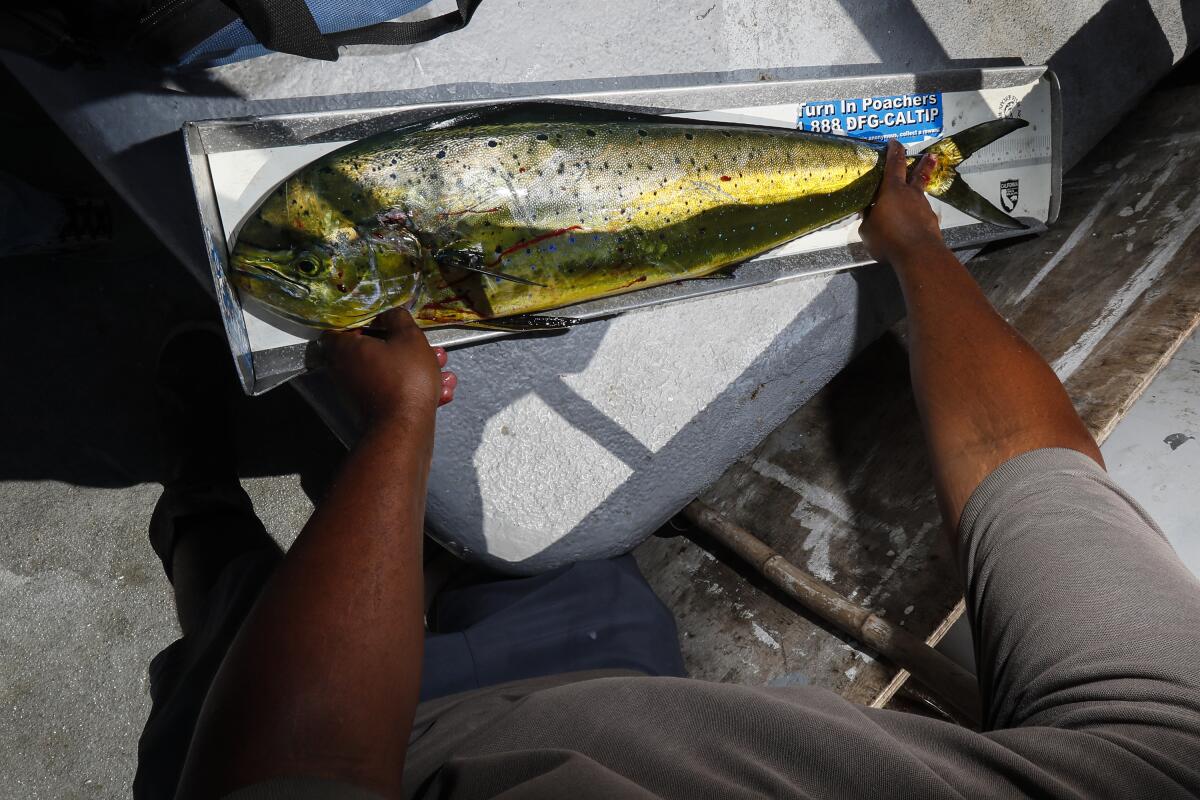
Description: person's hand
xmin=321 ymin=308 xmax=457 ymax=428
xmin=860 ymin=140 xmax=947 ymax=266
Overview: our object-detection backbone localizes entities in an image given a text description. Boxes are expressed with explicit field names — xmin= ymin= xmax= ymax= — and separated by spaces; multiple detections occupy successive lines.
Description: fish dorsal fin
xmin=420 ymin=101 xmax=666 ymax=131
xmin=360 ymin=100 xmax=837 ymax=144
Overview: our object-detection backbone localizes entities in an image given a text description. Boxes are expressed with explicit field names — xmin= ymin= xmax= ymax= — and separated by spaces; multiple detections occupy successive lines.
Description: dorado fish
xmin=230 ymin=102 xmax=1028 ymax=331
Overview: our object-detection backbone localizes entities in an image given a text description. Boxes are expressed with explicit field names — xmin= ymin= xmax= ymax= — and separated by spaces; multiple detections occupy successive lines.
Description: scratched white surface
xmin=426 ymin=271 xmax=872 ymax=571
xmin=1104 ymin=325 xmax=1200 ymax=576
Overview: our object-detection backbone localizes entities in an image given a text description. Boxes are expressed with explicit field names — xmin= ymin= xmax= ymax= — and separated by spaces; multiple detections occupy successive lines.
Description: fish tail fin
xmin=910 ymin=118 xmax=1030 ymax=230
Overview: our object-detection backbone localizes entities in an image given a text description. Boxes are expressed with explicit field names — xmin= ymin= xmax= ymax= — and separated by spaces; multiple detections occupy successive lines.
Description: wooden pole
xmin=683 ymin=499 xmax=982 ymax=729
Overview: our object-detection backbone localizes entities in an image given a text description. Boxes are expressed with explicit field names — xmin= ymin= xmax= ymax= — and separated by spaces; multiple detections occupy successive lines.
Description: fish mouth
xmin=232 ymin=262 xmax=311 ymax=296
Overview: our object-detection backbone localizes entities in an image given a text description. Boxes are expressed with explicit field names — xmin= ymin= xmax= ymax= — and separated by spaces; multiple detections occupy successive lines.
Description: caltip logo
xmin=1000 ymin=178 xmax=1020 ymax=213
xmin=999 ymin=95 xmax=1023 ymax=119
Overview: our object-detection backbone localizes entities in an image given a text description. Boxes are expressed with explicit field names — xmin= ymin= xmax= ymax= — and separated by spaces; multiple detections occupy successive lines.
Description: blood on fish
xmin=720 ymin=176 xmax=732 ymax=182
xmin=619 ymin=275 xmax=648 ymax=289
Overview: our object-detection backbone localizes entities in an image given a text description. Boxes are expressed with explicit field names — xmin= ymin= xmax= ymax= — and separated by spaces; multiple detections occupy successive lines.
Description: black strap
xmin=229 ymin=0 xmax=482 ymax=61
xmin=225 ymin=0 xmax=336 ymax=60
xmin=325 ymin=0 xmax=482 ymax=47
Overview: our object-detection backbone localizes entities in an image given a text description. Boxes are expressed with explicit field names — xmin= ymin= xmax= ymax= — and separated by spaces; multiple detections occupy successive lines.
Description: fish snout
xmin=230 ymin=252 xmax=311 ymax=300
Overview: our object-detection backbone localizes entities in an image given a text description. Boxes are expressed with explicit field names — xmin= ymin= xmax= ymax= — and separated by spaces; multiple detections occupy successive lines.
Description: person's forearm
xmin=177 ymin=414 xmax=433 ymax=800
xmin=893 ymin=243 xmax=1102 ymax=534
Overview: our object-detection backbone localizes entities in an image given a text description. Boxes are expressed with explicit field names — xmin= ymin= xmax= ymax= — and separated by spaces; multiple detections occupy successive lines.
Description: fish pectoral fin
xmin=459 ymin=315 xmax=581 ymax=332
xmin=455 ymin=262 xmax=548 ymax=287
xmin=434 ymin=245 xmax=547 ymax=287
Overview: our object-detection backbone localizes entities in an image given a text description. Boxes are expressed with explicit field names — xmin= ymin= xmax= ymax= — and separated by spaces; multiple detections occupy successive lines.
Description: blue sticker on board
xmin=797 ymin=93 xmax=943 ymax=144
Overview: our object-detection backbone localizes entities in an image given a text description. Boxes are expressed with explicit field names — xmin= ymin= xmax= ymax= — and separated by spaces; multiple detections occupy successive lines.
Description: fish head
xmin=230 ymin=186 xmax=426 ymax=329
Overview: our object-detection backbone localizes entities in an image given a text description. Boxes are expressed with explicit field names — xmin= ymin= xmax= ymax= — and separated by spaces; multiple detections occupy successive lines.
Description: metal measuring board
xmin=183 ymin=66 xmax=1061 ymax=394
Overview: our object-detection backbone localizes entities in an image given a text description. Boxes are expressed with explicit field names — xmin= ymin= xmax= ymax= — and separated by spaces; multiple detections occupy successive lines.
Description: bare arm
xmin=177 ymin=310 xmax=457 ymax=800
xmin=861 ymin=141 xmax=1102 ymax=534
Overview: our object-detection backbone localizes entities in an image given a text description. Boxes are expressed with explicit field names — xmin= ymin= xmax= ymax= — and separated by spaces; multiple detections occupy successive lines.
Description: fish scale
xmin=230 ymin=102 xmax=1028 ymax=330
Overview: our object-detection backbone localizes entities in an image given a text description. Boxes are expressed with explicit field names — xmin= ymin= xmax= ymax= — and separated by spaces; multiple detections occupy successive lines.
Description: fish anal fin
xmin=458 ymin=315 xmax=581 ymax=332
xmin=701 ymin=265 xmax=739 ymax=280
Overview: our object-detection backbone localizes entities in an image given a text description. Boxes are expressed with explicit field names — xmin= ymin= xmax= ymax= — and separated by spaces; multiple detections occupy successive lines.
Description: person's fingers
xmin=909 ymin=153 xmax=938 ymax=190
xmin=319 ymin=330 xmax=361 ymax=363
xmin=439 ymin=371 xmax=458 ymax=406
xmin=376 ymin=307 xmax=417 ymax=332
xmin=434 ymin=346 xmax=448 ymax=368
xmin=883 ymin=140 xmax=908 ymax=185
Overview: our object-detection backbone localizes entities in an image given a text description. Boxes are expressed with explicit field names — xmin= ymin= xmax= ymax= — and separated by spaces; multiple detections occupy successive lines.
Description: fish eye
xmin=295 ymin=257 xmax=320 ymax=276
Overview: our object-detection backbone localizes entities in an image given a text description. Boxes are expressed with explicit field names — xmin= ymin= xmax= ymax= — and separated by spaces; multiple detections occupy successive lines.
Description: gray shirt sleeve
xmin=957 ymin=447 xmax=1200 ymax=762
xmin=248 ymin=448 xmax=1200 ymax=799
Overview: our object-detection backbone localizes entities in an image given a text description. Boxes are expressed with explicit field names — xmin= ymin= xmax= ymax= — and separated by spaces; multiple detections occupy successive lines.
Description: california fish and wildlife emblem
xmin=1000 ymin=178 xmax=1019 ymax=213
xmin=999 ymin=94 xmax=1023 ymax=119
